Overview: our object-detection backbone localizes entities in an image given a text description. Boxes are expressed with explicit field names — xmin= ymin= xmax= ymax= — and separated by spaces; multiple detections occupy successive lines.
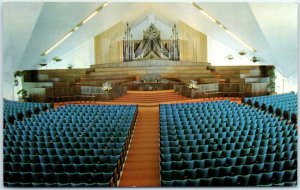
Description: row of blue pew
xmin=159 ymin=100 xmax=297 ymax=186
xmin=243 ymin=92 xmax=297 ymax=123
xmin=4 ymin=104 xmax=138 ymax=187
xmin=4 ymin=99 xmax=52 ymax=124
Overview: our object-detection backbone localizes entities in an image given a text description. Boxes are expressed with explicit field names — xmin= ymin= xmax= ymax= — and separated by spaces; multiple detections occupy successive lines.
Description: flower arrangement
xmin=102 ymin=82 xmax=113 ymax=92
xmin=187 ymin=80 xmax=198 ymax=89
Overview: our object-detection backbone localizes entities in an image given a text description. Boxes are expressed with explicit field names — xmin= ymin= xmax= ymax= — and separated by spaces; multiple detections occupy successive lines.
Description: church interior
xmin=2 ymin=2 xmax=298 ymax=187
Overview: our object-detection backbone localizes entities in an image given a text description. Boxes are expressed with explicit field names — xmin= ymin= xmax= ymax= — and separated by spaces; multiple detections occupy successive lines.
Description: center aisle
xmin=119 ymin=106 xmax=160 ymax=187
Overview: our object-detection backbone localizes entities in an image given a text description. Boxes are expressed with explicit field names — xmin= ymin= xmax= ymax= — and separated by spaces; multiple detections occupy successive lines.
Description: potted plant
xmin=52 ymin=56 xmax=62 ymax=62
xmin=238 ymin=50 xmax=246 ymax=55
xmin=17 ymin=89 xmax=28 ymax=101
xmin=67 ymin=64 xmax=73 ymax=69
xmin=39 ymin=63 xmax=47 ymax=67
xmin=14 ymin=71 xmax=25 ymax=86
xmin=267 ymin=67 xmax=276 ymax=94
xmin=39 ymin=59 xmax=47 ymax=67
xmin=226 ymin=54 xmax=234 ymax=60
xmin=14 ymin=71 xmax=24 ymax=78
xmin=250 ymin=56 xmax=260 ymax=63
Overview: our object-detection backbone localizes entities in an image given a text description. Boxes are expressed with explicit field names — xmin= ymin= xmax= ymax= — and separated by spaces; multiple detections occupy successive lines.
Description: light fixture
xmin=193 ymin=2 xmax=217 ymax=23
xmin=73 ymin=26 xmax=79 ymax=31
xmin=218 ymin=24 xmax=225 ymax=29
xmin=41 ymin=2 xmax=109 ymax=56
xmin=82 ymin=11 xmax=98 ymax=24
xmin=43 ymin=32 xmax=73 ymax=56
xmin=103 ymin=2 xmax=108 ymax=7
xmin=200 ymin=10 xmax=217 ymax=23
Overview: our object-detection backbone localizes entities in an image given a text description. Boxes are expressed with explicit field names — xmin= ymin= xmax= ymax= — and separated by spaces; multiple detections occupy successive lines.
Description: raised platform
xmin=23 ymin=60 xmax=271 ymax=103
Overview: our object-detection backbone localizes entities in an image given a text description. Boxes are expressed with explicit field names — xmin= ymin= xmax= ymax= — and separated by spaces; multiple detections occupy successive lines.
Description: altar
xmin=124 ymin=74 xmax=179 ymax=91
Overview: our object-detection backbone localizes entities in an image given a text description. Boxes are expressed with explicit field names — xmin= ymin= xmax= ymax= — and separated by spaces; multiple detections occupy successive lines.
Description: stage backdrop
xmin=94 ymin=20 xmax=207 ymax=64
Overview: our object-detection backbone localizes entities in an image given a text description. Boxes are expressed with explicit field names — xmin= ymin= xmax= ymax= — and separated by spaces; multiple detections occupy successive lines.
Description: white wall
xmin=284 ymin=72 xmax=298 ymax=93
xmin=207 ymin=36 xmax=260 ymax=66
xmin=2 ymin=72 xmax=15 ymax=100
xmin=274 ymin=69 xmax=298 ymax=94
xmin=208 ymin=35 xmax=298 ymax=94
xmin=3 ymin=81 xmax=14 ymax=100
xmin=131 ymin=14 xmax=172 ymax=40
xmin=275 ymin=69 xmax=285 ymax=94
xmin=41 ymin=38 xmax=94 ymax=70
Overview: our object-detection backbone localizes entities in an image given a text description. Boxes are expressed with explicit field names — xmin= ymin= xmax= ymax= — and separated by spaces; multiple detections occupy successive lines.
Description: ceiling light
xmin=102 ymin=2 xmax=109 ymax=7
xmin=41 ymin=2 xmax=109 ymax=56
xmin=192 ymin=2 xmax=256 ymax=52
xmin=192 ymin=2 xmax=216 ymax=23
xmin=219 ymin=24 xmax=225 ymax=29
xmin=73 ymin=26 xmax=79 ymax=31
xmin=225 ymin=29 xmax=256 ymax=52
xmin=43 ymin=32 xmax=73 ymax=55
xmin=200 ymin=10 xmax=217 ymax=23
xmin=82 ymin=11 xmax=98 ymax=24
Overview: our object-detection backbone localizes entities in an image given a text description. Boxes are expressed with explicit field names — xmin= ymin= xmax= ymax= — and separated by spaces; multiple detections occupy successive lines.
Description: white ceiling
xmin=3 ymin=2 xmax=298 ymax=77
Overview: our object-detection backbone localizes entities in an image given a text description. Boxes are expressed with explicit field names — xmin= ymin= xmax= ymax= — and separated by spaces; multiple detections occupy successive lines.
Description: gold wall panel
xmin=94 ymin=22 xmax=125 ymax=64
xmin=178 ymin=20 xmax=207 ymax=62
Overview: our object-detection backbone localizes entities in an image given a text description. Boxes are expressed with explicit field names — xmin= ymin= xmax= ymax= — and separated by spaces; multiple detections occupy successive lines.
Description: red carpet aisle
xmin=119 ymin=106 xmax=160 ymax=187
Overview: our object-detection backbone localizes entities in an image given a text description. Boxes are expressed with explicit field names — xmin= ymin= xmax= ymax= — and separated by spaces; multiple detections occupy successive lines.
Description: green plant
xmin=52 ymin=56 xmax=62 ymax=62
xmin=14 ymin=71 xmax=25 ymax=86
xmin=250 ymin=56 xmax=259 ymax=63
xmin=14 ymin=79 xmax=19 ymax=86
xmin=267 ymin=67 xmax=276 ymax=93
xmin=17 ymin=89 xmax=28 ymax=99
xmin=67 ymin=64 xmax=73 ymax=69
xmin=14 ymin=71 xmax=24 ymax=78
xmin=39 ymin=59 xmax=47 ymax=67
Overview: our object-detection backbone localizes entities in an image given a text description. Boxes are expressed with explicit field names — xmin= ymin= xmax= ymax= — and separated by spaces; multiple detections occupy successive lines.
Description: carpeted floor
xmin=119 ymin=106 xmax=161 ymax=187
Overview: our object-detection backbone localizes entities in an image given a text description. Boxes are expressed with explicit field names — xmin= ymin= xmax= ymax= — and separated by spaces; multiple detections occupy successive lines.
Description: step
xmin=94 ymin=66 xmax=210 ymax=73
xmin=39 ymin=69 xmax=87 ymax=75
xmin=245 ymin=77 xmax=269 ymax=83
xmin=91 ymin=60 xmax=211 ymax=69
xmin=212 ymin=66 xmax=263 ymax=70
